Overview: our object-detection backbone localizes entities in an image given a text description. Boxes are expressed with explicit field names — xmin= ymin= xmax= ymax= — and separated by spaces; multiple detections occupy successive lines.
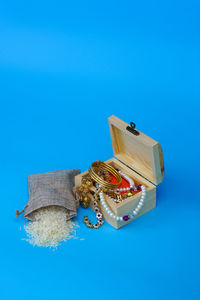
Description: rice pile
xmin=24 ymin=206 xmax=79 ymax=248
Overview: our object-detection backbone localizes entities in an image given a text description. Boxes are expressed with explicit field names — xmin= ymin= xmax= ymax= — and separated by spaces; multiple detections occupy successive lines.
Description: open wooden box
xmin=75 ymin=116 xmax=164 ymax=229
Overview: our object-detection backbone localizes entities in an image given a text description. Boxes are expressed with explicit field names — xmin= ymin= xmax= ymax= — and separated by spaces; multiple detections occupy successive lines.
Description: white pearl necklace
xmin=106 ymin=171 xmax=135 ymax=203
xmin=99 ymin=185 xmax=146 ymax=222
xmin=97 ymin=171 xmax=134 ymax=193
xmin=116 ymin=171 xmax=134 ymax=192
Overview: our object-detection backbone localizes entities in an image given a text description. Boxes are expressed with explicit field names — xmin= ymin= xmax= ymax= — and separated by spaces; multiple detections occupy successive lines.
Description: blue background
xmin=0 ymin=1 xmax=200 ymax=299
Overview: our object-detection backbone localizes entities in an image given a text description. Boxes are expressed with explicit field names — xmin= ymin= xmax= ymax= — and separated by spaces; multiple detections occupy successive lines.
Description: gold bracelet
xmin=89 ymin=161 xmax=122 ymax=190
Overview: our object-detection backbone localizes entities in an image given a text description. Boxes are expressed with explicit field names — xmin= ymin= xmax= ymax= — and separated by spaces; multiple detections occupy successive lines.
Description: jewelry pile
xmin=76 ymin=161 xmax=146 ymax=229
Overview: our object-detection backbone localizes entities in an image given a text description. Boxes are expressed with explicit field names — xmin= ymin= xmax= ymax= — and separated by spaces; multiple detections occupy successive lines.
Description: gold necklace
xmin=76 ymin=161 xmax=122 ymax=229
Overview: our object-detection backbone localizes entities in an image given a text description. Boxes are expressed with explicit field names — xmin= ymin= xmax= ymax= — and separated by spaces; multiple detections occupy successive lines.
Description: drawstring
xmin=16 ymin=204 xmax=28 ymax=217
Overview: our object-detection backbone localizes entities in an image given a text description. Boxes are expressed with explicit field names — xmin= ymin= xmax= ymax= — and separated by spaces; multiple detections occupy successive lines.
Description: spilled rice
xmin=23 ymin=206 xmax=79 ymax=248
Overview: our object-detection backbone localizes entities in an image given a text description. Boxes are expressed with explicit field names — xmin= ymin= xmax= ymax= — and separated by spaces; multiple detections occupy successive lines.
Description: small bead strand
xmin=117 ymin=170 xmax=134 ymax=192
xmin=99 ymin=185 xmax=146 ymax=222
xmin=107 ymin=171 xmax=135 ymax=203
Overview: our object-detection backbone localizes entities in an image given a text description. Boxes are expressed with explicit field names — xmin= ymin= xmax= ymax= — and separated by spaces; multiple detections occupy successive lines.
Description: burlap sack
xmin=16 ymin=169 xmax=80 ymax=221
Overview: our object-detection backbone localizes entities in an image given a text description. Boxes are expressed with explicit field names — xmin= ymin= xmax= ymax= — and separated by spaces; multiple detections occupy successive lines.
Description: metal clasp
xmin=126 ymin=122 xmax=140 ymax=136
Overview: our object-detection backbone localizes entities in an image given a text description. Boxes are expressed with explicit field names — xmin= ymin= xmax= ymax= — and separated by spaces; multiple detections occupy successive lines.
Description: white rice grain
xmin=23 ymin=206 xmax=78 ymax=248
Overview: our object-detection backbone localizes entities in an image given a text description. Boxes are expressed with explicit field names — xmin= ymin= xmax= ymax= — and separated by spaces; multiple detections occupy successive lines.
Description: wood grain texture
xmin=75 ymin=158 xmax=156 ymax=229
xmin=74 ymin=116 xmax=164 ymax=229
xmin=108 ymin=115 xmax=164 ymax=185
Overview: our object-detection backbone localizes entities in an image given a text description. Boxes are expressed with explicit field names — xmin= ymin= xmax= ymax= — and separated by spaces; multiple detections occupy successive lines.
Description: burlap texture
xmin=24 ymin=169 xmax=80 ymax=221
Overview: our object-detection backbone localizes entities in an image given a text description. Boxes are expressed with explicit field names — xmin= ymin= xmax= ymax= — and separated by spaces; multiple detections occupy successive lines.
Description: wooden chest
xmin=75 ymin=116 xmax=164 ymax=229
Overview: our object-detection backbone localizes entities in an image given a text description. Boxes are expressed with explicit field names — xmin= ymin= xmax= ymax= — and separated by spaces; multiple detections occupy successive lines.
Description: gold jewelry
xmin=83 ymin=193 xmax=104 ymax=229
xmin=76 ymin=161 xmax=122 ymax=229
xmin=89 ymin=161 xmax=122 ymax=190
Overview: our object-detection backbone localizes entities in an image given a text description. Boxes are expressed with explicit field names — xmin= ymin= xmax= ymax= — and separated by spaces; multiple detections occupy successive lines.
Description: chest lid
xmin=108 ymin=116 xmax=164 ymax=185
